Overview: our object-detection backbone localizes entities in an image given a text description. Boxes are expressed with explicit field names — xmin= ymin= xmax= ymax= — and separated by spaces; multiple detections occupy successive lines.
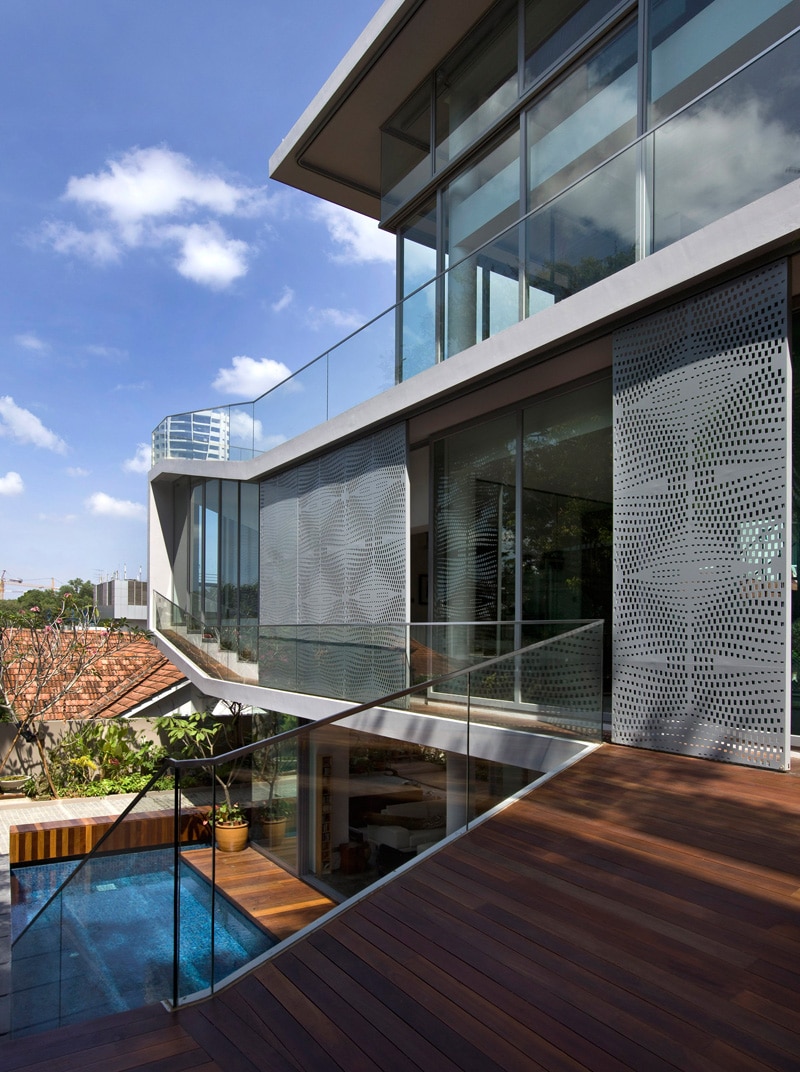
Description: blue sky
xmin=0 ymin=0 xmax=393 ymax=595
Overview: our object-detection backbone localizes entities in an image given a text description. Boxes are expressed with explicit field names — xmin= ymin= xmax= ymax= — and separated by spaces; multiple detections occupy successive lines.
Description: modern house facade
xmin=149 ymin=0 xmax=799 ymax=772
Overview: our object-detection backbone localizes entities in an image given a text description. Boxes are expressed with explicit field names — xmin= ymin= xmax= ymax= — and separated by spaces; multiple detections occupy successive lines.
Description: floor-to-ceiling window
xmin=385 ymin=0 xmax=800 ymax=380
xmin=432 ymin=377 xmax=612 ymax=674
xmin=183 ymin=478 xmax=259 ymax=660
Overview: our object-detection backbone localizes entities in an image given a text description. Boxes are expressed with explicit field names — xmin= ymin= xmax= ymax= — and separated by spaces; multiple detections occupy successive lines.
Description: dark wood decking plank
xmin=423 ymin=837 xmax=800 ymax=1066
xmin=346 ymin=897 xmax=635 ymax=1072
xmin=175 ymin=998 xmax=293 ymax=1072
xmin=1 ymin=1024 xmax=211 ymax=1072
xmin=367 ymin=879 xmax=702 ymax=1072
xmin=295 ymin=913 xmax=544 ymax=1072
xmin=276 ymin=946 xmax=429 ymax=1072
xmin=306 ymin=924 xmax=518 ymax=1072
xmin=384 ymin=866 xmax=725 ymax=1071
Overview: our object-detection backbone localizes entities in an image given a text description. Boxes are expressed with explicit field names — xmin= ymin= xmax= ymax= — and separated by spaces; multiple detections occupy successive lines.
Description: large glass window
xmin=521 ymin=380 xmax=612 ymax=638
xmin=524 ymin=0 xmax=623 ymax=88
xmin=433 ymin=411 xmax=518 ymax=659
xmin=527 ymin=18 xmax=638 ymax=210
xmin=203 ymin=480 xmax=220 ymax=622
xmin=399 ymin=200 xmax=439 ymax=379
xmin=432 ymin=378 xmax=612 ymax=672
xmin=381 ymin=80 xmax=432 ymax=221
xmin=435 ymin=0 xmax=518 ymax=169
xmin=526 ymin=20 xmax=638 ymax=309
xmin=647 ymin=0 xmax=798 ymax=126
xmin=444 ymin=129 xmax=521 ymax=356
xmin=184 ymin=478 xmax=260 ymax=657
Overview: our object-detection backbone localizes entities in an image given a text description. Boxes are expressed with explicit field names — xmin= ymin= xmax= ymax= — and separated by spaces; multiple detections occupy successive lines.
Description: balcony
xmin=152 ymin=28 xmax=800 ymax=465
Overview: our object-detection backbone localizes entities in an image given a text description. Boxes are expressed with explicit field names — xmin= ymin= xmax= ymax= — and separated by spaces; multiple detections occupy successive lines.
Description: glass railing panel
xmin=253 ymin=355 xmax=329 ymax=449
xmin=250 ymin=727 xmax=299 ymax=875
xmin=399 ymin=275 xmax=438 ymax=381
xmin=406 ymin=622 xmax=603 ymax=742
xmin=227 ymin=401 xmax=257 ymax=460
xmin=303 ymin=717 xmax=466 ymax=902
xmin=652 ymin=28 xmax=800 ymax=251
xmin=10 ymin=782 xmax=183 ymax=1036
xmin=527 ymin=146 xmax=637 ymax=309
xmin=153 ymin=32 xmax=800 ymax=466
xmin=327 ymin=310 xmax=396 ymax=420
xmin=444 ymin=222 xmax=523 ymax=359
xmin=155 ymin=593 xmax=259 ymax=684
xmin=258 ymin=624 xmax=408 ymax=701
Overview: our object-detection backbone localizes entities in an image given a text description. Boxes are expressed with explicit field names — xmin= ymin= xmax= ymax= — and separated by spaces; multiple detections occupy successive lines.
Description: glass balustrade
xmin=156 ymin=589 xmax=602 ymax=711
xmin=10 ymin=630 xmax=602 ymax=1035
xmin=151 ymin=29 xmax=800 ymax=466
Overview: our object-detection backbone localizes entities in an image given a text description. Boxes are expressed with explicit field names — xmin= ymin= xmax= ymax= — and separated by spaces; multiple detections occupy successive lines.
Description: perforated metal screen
xmin=260 ymin=424 xmax=408 ymax=625
xmin=612 ymin=261 xmax=791 ymax=768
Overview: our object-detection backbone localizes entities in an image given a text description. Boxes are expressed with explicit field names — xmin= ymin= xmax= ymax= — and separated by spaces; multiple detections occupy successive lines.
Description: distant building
xmin=151 ymin=409 xmax=230 ymax=463
xmin=94 ymin=579 xmax=148 ymax=629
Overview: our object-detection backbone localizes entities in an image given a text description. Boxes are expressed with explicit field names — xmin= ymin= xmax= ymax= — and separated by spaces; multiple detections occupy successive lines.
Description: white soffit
xmin=268 ymin=0 xmax=494 ymax=218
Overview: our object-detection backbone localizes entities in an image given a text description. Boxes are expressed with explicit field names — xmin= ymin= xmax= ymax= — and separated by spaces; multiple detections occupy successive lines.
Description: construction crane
xmin=0 ymin=572 xmax=56 ymax=600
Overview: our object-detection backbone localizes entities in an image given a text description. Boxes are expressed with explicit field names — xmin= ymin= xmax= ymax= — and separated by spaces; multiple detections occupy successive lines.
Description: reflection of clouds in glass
xmin=529 ymin=73 xmax=637 ymax=190
xmin=403 ymin=241 xmax=436 ymax=288
xmin=654 ymin=97 xmax=800 ymax=246
xmin=229 ymin=411 xmax=285 ymax=453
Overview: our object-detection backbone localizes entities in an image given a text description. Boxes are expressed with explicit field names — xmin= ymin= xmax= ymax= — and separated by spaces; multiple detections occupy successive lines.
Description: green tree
xmin=0 ymin=598 xmax=147 ymax=795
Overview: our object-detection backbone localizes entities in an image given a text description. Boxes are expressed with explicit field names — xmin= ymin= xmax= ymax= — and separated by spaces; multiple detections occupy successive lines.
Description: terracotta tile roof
xmin=1 ymin=629 xmax=187 ymax=721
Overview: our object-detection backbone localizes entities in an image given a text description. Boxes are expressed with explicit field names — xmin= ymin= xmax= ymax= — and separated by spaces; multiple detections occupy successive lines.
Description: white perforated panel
xmin=613 ymin=261 xmax=790 ymax=768
xmin=261 ymin=424 xmax=407 ymax=626
xmin=260 ymin=425 xmax=408 ymax=698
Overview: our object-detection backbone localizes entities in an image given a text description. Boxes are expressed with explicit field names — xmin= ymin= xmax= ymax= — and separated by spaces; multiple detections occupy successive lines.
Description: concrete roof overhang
xmin=268 ymin=0 xmax=495 ymax=220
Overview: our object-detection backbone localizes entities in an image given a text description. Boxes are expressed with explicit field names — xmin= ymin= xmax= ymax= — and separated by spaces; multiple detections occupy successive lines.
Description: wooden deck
xmin=184 ymin=847 xmax=336 ymax=941
xmin=4 ymin=743 xmax=800 ymax=1071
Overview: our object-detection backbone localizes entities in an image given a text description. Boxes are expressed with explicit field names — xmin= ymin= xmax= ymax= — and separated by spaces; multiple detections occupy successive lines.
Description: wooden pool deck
xmin=184 ymin=846 xmax=336 ymax=941
xmin=4 ymin=743 xmax=800 ymax=1071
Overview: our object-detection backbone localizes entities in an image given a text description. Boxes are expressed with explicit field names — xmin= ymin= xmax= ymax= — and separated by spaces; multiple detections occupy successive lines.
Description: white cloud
xmin=271 ymin=286 xmax=294 ymax=313
xmin=312 ymin=203 xmax=395 ymax=265
xmin=85 ymin=492 xmax=146 ymax=520
xmin=85 ymin=344 xmax=127 ymax=361
xmin=66 ymin=467 xmax=89 ymax=477
xmin=113 ymin=381 xmax=150 ymax=392
xmin=212 ymin=355 xmax=293 ymax=397
xmin=38 ymin=511 xmax=77 ymax=524
xmin=307 ymin=306 xmax=364 ymax=331
xmin=15 ymin=332 xmax=49 ymax=352
xmin=41 ymin=221 xmax=122 ymax=264
xmin=43 ymin=145 xmax=267 ymax=289
xmin=0 ymin=396 xmax=67 ymax=453
xmin=0 ymin=471 xmax=24 ymax=495
xmin=165 ymin=222 xmax=250 ymax=288
xmin=123 ymin=443 xmax=152 ymax=474
xmin=64 ymin=145 xmax=264 ymax=234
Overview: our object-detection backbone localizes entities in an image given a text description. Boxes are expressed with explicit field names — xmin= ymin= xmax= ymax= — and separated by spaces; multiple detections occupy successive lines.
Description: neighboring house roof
xmin=1 ymin=630 xmax=187 ymax=721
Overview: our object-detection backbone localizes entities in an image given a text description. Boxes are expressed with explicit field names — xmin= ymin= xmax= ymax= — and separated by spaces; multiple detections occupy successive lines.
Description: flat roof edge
xmin=269 ymin=0 xmax=414 ymax=184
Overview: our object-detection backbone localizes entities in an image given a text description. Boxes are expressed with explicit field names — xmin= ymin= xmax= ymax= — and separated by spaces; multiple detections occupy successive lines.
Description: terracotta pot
xmin=260 ymin=817 xmax=286 ymax=848
xmin=215 ymin=821 xmax=249 ymax=853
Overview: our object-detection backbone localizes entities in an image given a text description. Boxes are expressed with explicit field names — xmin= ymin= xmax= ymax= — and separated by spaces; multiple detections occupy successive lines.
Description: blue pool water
xmin=11 ymin=847 xmax=276 ymax=1037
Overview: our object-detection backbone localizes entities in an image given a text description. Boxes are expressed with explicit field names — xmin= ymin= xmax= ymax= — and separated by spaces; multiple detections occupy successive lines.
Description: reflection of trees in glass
xmin=529 ymin=246 xmax=636 ymax=303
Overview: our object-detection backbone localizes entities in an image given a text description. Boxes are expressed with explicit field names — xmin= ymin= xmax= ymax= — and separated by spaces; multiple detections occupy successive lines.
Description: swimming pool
xmin=11 ymin=847 xmax=276 ymax=1037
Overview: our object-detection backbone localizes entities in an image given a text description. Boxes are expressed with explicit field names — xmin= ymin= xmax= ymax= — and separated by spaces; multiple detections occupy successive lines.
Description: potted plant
xmin=257 ymin=797 xmax=292 ymax=848
xmin=156 ymin=706 xmax=250 ymax=853
xmin=206 ymin=800 xmax=249 ymax=853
